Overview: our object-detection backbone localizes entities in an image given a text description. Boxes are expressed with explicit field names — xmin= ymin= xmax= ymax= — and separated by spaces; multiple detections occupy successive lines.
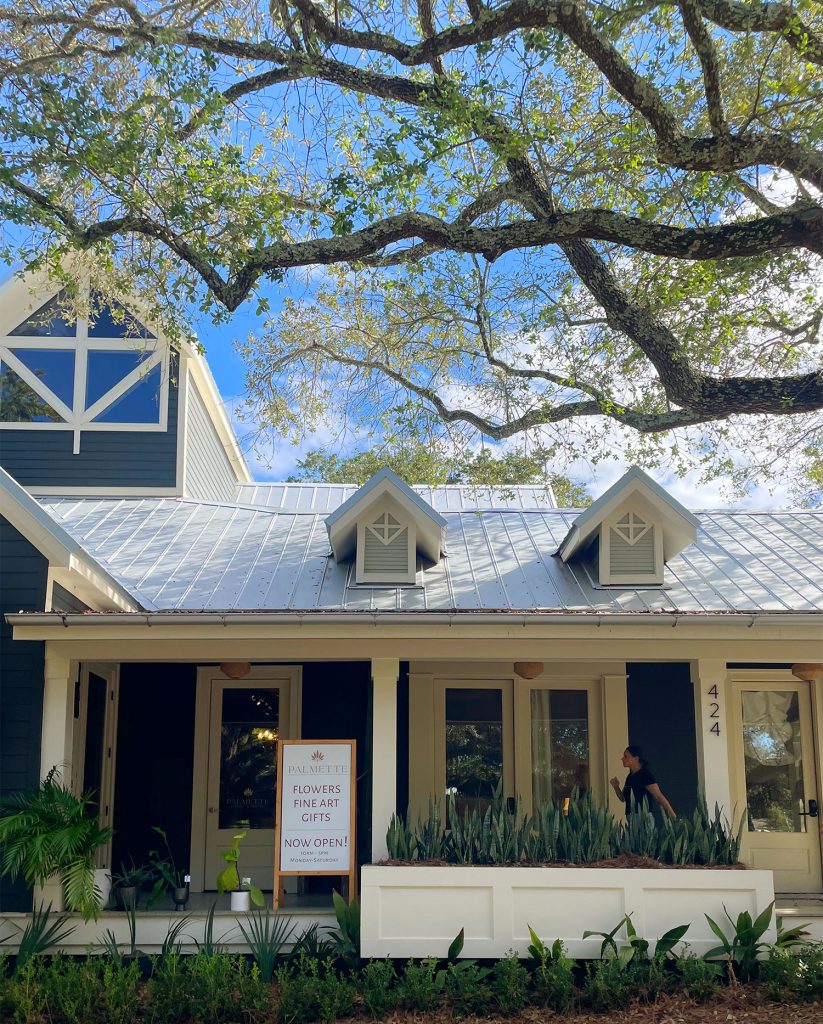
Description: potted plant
xmin=217 ymin=831 xmax=264 ymax=912
xmin=148 ymin=825 xmax=190 ymax=910
xmin=0 ymin=766 xmax=112 ymax=920
xmin=111 ymin=858 xmax=152 ymax=910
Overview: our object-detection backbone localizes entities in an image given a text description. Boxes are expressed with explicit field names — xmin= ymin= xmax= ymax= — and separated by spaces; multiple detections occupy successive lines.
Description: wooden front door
xmin=731 ymin=676 xmax=822 ymax=892
xmin=192 ymin=667 xmax=300 ymax=892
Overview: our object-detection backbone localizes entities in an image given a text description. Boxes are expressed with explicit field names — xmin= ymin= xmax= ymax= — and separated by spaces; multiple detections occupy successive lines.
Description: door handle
xmin=208 ymin=806 xmax=217 ymax=814
xmin=799 ymin=799 xmax=818 ymax=818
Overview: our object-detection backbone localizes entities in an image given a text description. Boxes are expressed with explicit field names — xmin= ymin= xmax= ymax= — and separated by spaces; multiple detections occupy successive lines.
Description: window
xmin=530 ymin=689 xmax=590 ymax=807
xmin=0 ymin=289 xmax=168 ymax=448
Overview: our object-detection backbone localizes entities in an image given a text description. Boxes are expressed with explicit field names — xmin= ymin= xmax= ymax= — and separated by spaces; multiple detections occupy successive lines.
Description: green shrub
xmin=582 ymin=957 xmax=634 ymax=1012
xmin=677 ymin=951 xmax=722 ymax=1002
xmin=528 ymin=935 xmax=575 ymax=1012
xmin=146 ymin=950 xmax=268 ymax=1024
xmin=276 ymin=955 xmax=355 ymax=1024
xmin=491 ymin=952 xmax=528 ymax=1014
xmin=397 ymin=957 xmax=443 ymax=1011
xmin=360 ymin=959 xmax=397 ymax=1017
xmin=627 ymin=954 xmax=670 ymax=1003
xmin=444 ymin=961 xmax=491 ymax=1016
xmin=762 ymin=944 xmax=823 ymax=1003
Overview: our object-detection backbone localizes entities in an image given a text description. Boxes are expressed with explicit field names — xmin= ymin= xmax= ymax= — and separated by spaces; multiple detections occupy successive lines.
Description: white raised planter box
xmin=361 ymin=865 xmax=776 ymax=959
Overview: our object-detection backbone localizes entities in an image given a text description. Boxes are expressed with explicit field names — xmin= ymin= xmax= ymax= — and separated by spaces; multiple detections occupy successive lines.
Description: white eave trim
xmin=0 ymin=466 xmax=142 ymax=611
xmin=7 ymin=610 xmax=823 ymax=629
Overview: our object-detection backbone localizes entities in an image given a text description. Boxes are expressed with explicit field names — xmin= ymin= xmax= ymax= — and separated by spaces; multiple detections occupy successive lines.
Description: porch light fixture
xmin=220 ymin=662 xmax=251 ymax=679
xmin=792 ymin=663 xmax=823 ymax=682
xmin=513 ymin=661 xmax=544 ymax=679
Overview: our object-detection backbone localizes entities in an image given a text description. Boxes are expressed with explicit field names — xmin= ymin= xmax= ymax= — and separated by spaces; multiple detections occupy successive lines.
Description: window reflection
xmin=219 ymin=689 xmax=279 ymax=830
xmin=742 ymin=690 xmax=805 ymax=833
xmin=531 ymin=690 xmax=590 ymax=807
xmin=88 ymin=292 xmax=155 ymax=339
xmin=9 ymin=290 xmax=77 ymax=337
xmin=0 ymin=363 xmax=63 ymax=422
xmin=92 ymin=364 xmax=161 ymax=424
xmin=445 ymin=688 xmax=503 ymax=816
xmin=10 ymin=349 xmax=75 ymax=407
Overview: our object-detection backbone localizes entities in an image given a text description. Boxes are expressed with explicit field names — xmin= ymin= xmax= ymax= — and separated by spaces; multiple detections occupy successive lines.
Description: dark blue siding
xmin=0 ymin=358 xmax=179 ymax=489
xmin=0 ymin=516 xmax=48 ymax=911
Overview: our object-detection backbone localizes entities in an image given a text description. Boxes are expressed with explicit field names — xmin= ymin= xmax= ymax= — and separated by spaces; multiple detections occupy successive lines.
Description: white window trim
xmin=355 ymin=506 xmax=417 ymax=584
xmin=1 ymin=318 xmax=170 ymax=452
xmin=599 ymin=510 xmax=664 ymax=585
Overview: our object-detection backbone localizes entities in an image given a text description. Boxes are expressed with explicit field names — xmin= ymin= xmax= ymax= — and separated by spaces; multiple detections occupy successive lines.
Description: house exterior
xmin=1 ymin=271 xmax=822 ymax=953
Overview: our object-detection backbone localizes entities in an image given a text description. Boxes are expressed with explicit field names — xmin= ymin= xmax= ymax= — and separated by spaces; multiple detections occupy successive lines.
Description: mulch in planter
xmin=379 ymin=855 xmax=748 ymax=869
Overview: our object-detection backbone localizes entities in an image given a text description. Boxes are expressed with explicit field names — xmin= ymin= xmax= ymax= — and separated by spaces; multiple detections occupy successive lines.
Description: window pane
xmin=219 ymin=689 xmax=279 ymax=829
xmin=8 ymin=290 xmax=77 ymax=337
xmin=742 ymin=690 xmax=806 ymax=833
xmin=445 ymin=687 xmax=503 ymax=815
xmin=9 ymin=349 xmax=74 ymax=407
xmin=0 ymin=363 xmax=64 ymax=421
xmin=86 ymin=349 xmax=152 ymax=408
xmin=88 ymin=291 xmax=154 ymax=339
xmin=92 ymin=364 xmax=162 ymax=423
xmin=531 ymin=689 xmax=590 ymax=807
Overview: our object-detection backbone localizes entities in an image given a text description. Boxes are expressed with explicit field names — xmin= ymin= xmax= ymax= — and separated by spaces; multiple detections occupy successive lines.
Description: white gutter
xmin=6 ymin=611 xmax=823 ymax=628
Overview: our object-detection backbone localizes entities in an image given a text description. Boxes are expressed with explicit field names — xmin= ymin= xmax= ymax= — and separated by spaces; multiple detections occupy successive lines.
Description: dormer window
xmin=557 ymin=467 xmax=698 ymax=588
xmin=325 ymin=467 xmax=447 ymax=585
xmin=357 ymin=507 xmax=416 ymax=584
xmin=0 ymin=286 xmax=168 ymax=453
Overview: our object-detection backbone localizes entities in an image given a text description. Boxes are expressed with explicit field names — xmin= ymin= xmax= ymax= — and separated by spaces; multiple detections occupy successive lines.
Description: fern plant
xmin=0 ymin=768 xmax=112 ymax=920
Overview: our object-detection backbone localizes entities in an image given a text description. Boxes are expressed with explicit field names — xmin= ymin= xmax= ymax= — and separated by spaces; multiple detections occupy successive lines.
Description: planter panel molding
xmin=361 ymin=865 xmax=776 ymax=958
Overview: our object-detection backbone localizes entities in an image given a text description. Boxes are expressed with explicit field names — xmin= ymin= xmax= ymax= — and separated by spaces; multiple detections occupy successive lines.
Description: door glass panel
xmin=742 ymin=690 xmax=805 ymax=833
xmin=219 ymin=689 xmax=279 ymax=830
xmin=531 ymin=690 xmax=590 ymax=807
xmin=445 ymin=688 xmax=502 ymax=815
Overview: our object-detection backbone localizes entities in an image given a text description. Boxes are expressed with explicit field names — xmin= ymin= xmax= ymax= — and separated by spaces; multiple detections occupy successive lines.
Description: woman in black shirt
xmin=610 ymin=745 xmax=677 ymax=819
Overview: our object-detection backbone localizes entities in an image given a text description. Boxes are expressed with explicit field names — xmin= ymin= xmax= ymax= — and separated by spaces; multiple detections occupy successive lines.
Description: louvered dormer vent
xmin=608 ymin=512 xmax=657 ymax=578
xmin=363 ymin=512 xmax=409 ymax=576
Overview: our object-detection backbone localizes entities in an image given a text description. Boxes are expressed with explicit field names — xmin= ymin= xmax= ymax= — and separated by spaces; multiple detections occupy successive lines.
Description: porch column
xmin=371 ymin=658 xmax=399 ymax=862
xmin=602 ymin=673 xmax=629 ymax=819
xmin=36 ymin=646 xmax=76 ymax=910
xmin=690 ymin=659 xmax=731 ymax=817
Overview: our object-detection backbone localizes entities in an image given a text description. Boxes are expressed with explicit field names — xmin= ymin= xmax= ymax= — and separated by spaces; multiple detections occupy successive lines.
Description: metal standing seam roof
xmin=35 ymin=495 xmax=823 ymax=615
xmin=234 ymin=482 xmax=558 ymax=513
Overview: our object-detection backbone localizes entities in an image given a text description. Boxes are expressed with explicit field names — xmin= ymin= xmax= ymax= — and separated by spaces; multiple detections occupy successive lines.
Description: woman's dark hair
xmin=625 ymin=744 xmax=649 ymax=768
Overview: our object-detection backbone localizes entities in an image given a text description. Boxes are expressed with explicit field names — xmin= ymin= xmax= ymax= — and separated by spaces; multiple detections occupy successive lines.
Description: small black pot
xmin=173 ymin=885 xmax=189 ymax=910
xmin=116 ymin=885 xmax=138 ymax=910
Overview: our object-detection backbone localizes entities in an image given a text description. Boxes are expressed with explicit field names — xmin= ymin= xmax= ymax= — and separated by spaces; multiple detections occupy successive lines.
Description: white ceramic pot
xmin=230 ymin=890 xmax=251 ymax=912
xmin=94 ymin=868 xmax=113 ymax=910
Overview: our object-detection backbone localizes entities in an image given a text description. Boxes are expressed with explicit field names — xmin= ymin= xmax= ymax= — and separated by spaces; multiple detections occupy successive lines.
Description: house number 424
xmin=707 ymin=685 xmax=721 ymax=735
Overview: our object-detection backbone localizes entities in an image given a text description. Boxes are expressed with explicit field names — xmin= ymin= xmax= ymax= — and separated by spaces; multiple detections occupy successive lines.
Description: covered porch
xmin=3 ymin=615 xmax=823 ymax=952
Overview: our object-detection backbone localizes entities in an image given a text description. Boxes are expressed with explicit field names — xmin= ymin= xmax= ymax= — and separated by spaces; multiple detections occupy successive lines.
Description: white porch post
xmin=371 ymin=658 xmax=399 ymax=863
xmin=602 ymin=673 xmax=629 ymax=819
xmin=691 ymin=659 xmax=731 ymax=817
xmin=35 ymin=646 xmax=76 ymax=910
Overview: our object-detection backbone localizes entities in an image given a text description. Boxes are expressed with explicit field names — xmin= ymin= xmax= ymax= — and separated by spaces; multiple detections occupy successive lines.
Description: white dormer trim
xmin=326 ymin=467 xmax=447 ymax=581
xmin=557 ymin=467 xmax=699 ymax=586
